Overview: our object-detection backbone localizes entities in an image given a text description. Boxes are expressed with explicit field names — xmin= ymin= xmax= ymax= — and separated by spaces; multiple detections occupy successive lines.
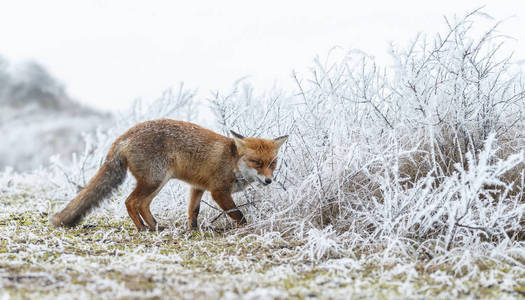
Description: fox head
xmin=231 ymin=130 xmax=288 ymax=185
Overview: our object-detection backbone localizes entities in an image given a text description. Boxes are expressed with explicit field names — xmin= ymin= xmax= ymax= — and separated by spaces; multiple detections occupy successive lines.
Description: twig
xmin=454 ymin=222 xmax=492 ymax=234
xmin=200 ymin=200 xmax=221 ymax=211
xmin=210 ymin=201 xmax=259 ymax=224
xmin=3 ymin=274 xmax=56 ymax=284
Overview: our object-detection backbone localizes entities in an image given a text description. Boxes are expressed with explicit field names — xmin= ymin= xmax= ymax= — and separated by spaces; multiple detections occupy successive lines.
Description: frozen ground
xmin=0 ymin=172 xmax=524 ymax=299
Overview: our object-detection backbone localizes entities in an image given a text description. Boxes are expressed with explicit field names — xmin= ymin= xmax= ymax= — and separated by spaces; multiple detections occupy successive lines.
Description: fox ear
xmin=230 ymin=130 xmax=245 ymax=139
xmin=231 ymin=130 xmax=246 ymax=152
xmin=273 ymin=135 xmax=288 ymax=150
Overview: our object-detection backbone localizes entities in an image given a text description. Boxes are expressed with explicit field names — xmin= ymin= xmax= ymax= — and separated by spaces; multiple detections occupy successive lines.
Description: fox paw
xmin=149 ymin=225 xmax=166 ymax=232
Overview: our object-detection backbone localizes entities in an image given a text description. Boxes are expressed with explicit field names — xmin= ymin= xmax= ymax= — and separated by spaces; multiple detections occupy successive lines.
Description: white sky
xmin=1 ymin=0 xmax=524 ymax=112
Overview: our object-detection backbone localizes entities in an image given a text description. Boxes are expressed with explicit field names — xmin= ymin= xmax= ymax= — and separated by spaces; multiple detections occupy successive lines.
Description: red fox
xmin=50 ymin=119 xmax=288 ymax=231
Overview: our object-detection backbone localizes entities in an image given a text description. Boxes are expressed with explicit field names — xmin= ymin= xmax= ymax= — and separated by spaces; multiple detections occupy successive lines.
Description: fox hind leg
xmin=139 ymin=172 xmax=171 ymax=231
xmin=125 ymin=178 xmax=168 ymax=231
xmin=125 ymin=184 xmax=150 ymax=231
xmin=138 ymin=182 xmax=168 ymax=231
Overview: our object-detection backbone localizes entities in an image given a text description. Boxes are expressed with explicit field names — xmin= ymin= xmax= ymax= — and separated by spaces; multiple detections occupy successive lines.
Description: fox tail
xmin=50 ymin=149 xmax=127 ymax=227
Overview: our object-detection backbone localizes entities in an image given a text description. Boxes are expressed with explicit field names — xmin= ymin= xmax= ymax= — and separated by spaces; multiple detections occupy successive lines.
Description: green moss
xmin=70 ymin=278 xmax=87 ymax=286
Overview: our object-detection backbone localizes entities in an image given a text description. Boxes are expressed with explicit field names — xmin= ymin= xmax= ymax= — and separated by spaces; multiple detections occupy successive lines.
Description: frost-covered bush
xmin=205 ymin=9 xmax=525 ymax=262
xmin=389 ymin=11 xmax=525 ymax=185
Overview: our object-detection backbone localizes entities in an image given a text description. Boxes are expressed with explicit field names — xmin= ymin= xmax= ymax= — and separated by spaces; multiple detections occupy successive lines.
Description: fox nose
xmin=265 ymin=178 xmax=272 ymax=184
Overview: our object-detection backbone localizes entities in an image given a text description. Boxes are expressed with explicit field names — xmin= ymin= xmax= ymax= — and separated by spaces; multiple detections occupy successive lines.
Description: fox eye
xmin=250 ymin=160 xmax=263 ymax=167
xmin=269 ymin=161 xmax=276 ymax=168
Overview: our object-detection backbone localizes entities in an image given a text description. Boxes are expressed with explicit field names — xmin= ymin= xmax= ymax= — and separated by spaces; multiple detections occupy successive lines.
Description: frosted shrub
xmin=367 ymin=134 xmax=524 ymax=253
xmin=389 ymin=10 xmax=525 ymax=178
xmin=301 ymin=226 xmax=343 ymax=261
xmin=208 ymin=9 xmax=524 ymax=262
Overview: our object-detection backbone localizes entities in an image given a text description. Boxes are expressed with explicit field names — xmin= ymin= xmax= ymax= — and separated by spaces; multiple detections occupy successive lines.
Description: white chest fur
xmin=232 ymin=160 xmax=258 ymax=193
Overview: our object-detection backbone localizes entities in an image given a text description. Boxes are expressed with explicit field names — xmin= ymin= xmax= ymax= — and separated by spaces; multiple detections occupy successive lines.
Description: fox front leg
xmin=210 ymin=190 xmax=246 ymax=227
xmin=188 ymin=187 xmax=204 ymax=230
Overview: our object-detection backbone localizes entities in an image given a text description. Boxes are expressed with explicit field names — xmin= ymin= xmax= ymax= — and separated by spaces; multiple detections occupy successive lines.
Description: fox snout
xmin=259 ymin=169 xmax=274 ymax=185
xmin=256 ymin=173 xmax=273 ymax=185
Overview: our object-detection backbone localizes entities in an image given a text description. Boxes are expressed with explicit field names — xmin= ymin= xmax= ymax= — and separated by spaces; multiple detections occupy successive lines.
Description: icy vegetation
xmin=0 ymin=57 xmax=110 ymax=171
xmin=1 ymin=10 xmax=525 ymax=298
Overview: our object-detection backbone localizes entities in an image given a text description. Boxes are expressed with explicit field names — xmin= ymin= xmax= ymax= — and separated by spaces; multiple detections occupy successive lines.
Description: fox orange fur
xmin=50 ymin=119 xmax=288 ymax=231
